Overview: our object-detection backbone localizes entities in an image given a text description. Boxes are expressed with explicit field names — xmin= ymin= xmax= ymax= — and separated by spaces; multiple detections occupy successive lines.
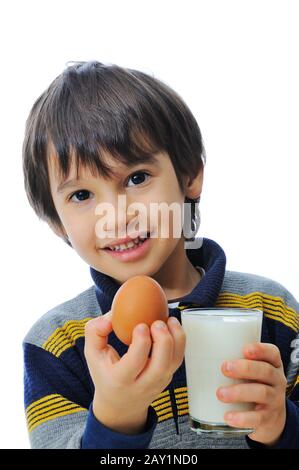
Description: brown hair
xmin=22 ymin=61 xmax=206 ymax=247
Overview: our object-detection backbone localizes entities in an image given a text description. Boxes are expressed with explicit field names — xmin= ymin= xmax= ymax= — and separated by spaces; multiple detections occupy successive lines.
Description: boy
xmin=22 ymin=61 xmax=299 ymax=449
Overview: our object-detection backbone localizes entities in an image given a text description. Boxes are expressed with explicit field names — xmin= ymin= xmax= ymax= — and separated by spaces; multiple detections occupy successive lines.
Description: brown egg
xmin=111 ymin=275 xmax=169 ymax=345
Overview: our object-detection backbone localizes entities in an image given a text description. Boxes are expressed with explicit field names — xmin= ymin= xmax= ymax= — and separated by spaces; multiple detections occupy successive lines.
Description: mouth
xmin=102 ymin=232 xmax=151 ymax=261
xmin=103 ymin=232 xmax=150 ymax=251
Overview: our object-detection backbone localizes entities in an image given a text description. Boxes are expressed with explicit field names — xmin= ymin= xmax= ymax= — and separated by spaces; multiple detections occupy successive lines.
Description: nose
xmin=94 ymin=194 xmax=131 ymax=240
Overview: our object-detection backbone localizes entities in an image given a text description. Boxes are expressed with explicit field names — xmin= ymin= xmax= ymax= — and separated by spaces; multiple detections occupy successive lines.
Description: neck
xmin=151 ymin=237 xmax=202 ymax=301
xmin=90 ymin=237 xmax=227 ymax=313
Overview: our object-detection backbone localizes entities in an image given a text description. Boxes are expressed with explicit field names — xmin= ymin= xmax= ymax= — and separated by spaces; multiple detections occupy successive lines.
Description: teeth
xmin=110 ymin=236 xmax=145 ymax=251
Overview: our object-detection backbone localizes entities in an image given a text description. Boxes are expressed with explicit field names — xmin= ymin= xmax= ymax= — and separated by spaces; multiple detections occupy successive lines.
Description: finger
xmin=139 ymin=320 xmax=174 ymax=383
xmin=167 ymin=316 xmax=186 ymax=371
xmin=223 ymin=409 xmax=262 ymax=430
xmin=84 ymin=311 xmax=113 ymax=353
xmin=221 ymin=358 xmax=279 ymax=385
xmin=217 ymin=382 xmax=274 ymax=405
xmin=243 ymin=343 xmax=282 ymax=368
xmin=114 ymin=323 xmax=152 ymax=381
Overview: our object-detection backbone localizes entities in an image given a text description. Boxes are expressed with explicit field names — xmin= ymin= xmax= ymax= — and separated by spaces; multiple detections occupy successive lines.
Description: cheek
xmin=152 ymin=191 xmax=185 ymax=239
xmin=65 ymin=215 xmax=95 ymax=248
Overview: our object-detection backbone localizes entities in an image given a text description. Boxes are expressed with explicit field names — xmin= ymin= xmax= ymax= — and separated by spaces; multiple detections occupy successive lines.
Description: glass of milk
xmin=181 ymin=308 xmax=263 ymax=437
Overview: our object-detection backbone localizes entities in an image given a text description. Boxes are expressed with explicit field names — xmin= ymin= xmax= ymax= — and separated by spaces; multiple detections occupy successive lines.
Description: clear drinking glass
xmin=181 ymin=308 xmax=263 ymax=437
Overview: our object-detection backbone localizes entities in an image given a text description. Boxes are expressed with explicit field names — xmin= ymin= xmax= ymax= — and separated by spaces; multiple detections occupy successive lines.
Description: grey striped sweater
xmin=23 ymin=238 xmax=299 ymax=449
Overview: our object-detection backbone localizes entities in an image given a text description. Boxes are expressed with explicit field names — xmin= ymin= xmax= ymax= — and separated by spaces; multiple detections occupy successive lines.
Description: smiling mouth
xmin=103 ymin=232 xmax=151 ymax=252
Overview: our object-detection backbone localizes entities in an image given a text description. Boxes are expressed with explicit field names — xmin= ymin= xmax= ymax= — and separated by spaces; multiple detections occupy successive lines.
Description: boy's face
xmin=48 ymin=149 xmax=203 ymax=285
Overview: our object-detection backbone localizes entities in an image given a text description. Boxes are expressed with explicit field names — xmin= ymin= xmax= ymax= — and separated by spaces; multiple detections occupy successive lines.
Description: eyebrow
xmin=57 ymin=178 xmax=85 ymax=194
xmin=56 ymin=154 xmax=160 ymax=194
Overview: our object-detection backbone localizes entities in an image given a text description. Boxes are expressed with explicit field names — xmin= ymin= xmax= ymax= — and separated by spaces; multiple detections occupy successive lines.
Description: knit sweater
xmin=23 ymin=238 xmax=299 ymax=449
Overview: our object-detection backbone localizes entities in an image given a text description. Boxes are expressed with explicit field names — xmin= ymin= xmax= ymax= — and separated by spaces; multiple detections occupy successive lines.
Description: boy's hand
xmin=84 ymin=312 xmax=185 ymax=435
xmin=216 ymin=343 xmax=287 ymax=446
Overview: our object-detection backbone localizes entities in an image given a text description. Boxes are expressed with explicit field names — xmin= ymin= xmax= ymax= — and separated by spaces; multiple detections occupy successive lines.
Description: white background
xmin=1 ymin=0 xmax=298 ymax=449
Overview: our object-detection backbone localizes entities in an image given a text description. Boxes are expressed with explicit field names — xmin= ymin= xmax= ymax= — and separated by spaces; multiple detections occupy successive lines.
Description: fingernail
xmin=225 ymin=413 xmax=236 ymax=423
xmin=224 ymin=361 xmax=233 ymax=372
xmin=154 ymin=321 xmax=166 ymax=329
xmin=218 ymin=388 xmax=229 ymax=399
xmin=136 ymin=323 xmax=148 ymax=333
xmin=247 ymin=346 xmax=255 ymax=356
xmin=169 ymin=316 xmax=180 ymax=325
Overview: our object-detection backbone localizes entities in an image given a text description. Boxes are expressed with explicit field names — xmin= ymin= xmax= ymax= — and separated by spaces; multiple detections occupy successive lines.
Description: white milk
xmin=181 ymin=309 xmax=262 ymax=425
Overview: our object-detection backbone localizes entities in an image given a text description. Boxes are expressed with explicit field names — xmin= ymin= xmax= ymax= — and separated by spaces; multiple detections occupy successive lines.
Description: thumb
xmin=84 ymin=311 xmax=113 ymax=353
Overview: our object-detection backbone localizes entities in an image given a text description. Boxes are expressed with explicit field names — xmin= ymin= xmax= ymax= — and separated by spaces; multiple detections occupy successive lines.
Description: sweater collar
xmin=90 ymin=237 xmax=226 ymax=314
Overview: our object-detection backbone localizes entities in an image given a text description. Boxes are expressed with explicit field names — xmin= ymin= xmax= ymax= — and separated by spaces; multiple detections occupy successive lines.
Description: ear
xmin=185 ymin=166 xmax=204 ymax=200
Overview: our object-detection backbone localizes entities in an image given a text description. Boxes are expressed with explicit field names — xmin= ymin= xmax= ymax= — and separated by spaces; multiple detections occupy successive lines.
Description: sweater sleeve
xmin=81 ymin=403 xmax=157 ymax=449
xmin=246 ymin=354 xmax=299 ymax=449
xmin=272 ymin=397 xmax=299 ymax=449
xmin=246 ymin=284 xmax=299 ymax=450
xmin=246 ymin=397 xmax=299 ymax=449
xmin=269 ymin=341 xmax=299 ymax=450
xmin=24 ymin=342 xmax=157 ymax=449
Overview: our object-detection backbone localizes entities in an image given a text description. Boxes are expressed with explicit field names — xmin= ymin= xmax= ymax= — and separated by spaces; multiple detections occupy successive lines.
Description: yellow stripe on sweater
xmin=216 ymin=292 xmax=299 ymax=332
xmin=151 ymin=390 xmax=173 ymax=422
xmin=175 ymin=387 xmax=189 ymax=416
xmin=286 ymin=373 xmax=299 ymax=397
xmin=218 ymin=291 xmax=298 ymax=325
xmin=26 ymin=394 xmax=87 ymax=432
xmin=150 ymin=387 xmax=191 ymax=423
xmin=43 ymin=317 xmax=93 ymax=357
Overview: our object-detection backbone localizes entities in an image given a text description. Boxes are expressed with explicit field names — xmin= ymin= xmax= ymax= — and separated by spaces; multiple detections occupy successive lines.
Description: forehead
xmin=47 ymin=127 xmax=166 ymax=187
xmin=48 ymin=148 xmax=116 ymax=179
xmin=47 ymin=145 xmax=164 ymax=192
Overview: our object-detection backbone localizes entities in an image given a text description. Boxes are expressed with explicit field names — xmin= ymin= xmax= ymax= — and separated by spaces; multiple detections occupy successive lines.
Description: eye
xmin=69 ymin=189 xmax=93 ymax=203
xmin=126 ymin=171 xmax=150 ymax=187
